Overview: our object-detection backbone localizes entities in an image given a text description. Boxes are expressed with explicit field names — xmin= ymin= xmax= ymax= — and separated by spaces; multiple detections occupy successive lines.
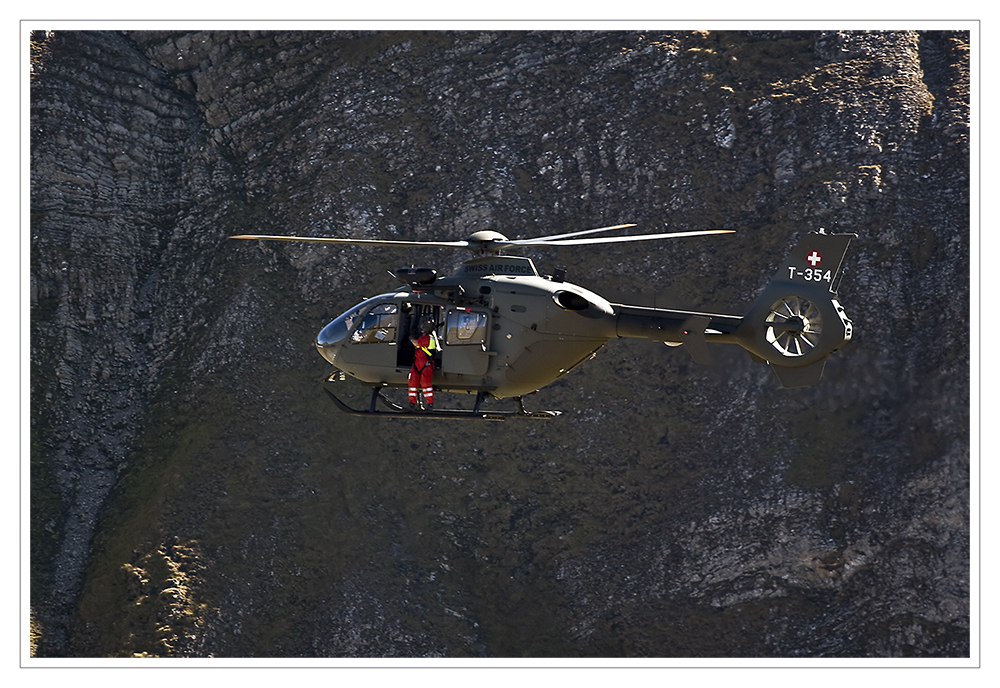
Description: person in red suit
xmin=409 ymin=320 xmax=438 ymax=411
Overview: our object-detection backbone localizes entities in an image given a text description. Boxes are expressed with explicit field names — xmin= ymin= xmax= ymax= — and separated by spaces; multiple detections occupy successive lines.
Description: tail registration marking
xmin=789 ymin=266 xmax=833 ymax=282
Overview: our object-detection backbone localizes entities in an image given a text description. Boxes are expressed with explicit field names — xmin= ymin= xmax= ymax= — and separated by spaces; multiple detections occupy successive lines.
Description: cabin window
xmin=350 ymin=303 xmax=398 ymax=344
xmin=445 ymin=310 xmax=488 ymax=346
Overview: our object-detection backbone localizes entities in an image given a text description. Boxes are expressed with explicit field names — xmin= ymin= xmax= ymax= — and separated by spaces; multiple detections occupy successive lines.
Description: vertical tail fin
xmin=766 ymin=231 xmax=854 ymax=288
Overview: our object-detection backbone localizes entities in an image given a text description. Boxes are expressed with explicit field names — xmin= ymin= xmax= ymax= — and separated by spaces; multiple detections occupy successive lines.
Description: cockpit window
xmin=317 ymin=304 xmax=365 ymax=347
xmin=445 ymin=310 xmax=488 ymax=345
xmin=350 ymin=303 xmax=398 ymax=344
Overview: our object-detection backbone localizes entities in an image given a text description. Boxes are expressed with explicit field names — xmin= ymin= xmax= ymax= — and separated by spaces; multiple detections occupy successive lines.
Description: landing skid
xmin=323 ymin=387 xmax=561 ymax=421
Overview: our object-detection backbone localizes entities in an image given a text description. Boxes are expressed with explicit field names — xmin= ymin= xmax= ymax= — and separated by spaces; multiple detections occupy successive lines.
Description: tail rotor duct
xmin=764 ymin=296 xmax=823 ymax=358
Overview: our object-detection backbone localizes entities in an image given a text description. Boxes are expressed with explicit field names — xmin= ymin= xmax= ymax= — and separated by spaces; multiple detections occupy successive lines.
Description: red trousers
xmin=408 ymin=362 xmax=434 ymax=405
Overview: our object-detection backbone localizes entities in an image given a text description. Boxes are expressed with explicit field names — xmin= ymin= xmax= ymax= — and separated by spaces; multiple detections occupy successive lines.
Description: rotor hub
xmin=785 ymin=315 xmax=807 ymax=333
xmin=465 ymin=230 xmax=510 ymax=255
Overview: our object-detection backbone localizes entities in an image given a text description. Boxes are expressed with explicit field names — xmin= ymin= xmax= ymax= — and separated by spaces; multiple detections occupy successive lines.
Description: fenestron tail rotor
xmin=734 ymin=231 xmax=856 ymax=388
xmin=764 ymin=296 xmax=824 ymax=358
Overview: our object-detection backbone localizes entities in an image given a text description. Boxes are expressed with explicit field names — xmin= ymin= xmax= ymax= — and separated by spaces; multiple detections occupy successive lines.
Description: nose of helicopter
xmin=316 ymin=340 xmax=338 ymax=366
xmin=316 ymin=316 xmax=350 ymax=365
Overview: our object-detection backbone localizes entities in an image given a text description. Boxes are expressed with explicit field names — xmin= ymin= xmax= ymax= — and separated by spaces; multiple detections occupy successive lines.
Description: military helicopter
xmin=230 ymin=224 xmax=854 ymax=420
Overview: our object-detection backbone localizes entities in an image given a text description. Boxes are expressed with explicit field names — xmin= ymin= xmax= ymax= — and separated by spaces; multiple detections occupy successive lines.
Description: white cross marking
xmin=807 ymin=250 xmax=822 ymax=267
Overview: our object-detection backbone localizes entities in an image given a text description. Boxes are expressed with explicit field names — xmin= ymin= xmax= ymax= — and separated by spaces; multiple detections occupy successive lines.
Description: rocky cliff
xmin=29 ymin=29 xmax=970 ymax=658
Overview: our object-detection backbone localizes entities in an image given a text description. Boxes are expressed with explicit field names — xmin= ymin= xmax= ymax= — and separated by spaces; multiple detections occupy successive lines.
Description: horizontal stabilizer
xmin=770 ymin=360 xmax=826 ymax=388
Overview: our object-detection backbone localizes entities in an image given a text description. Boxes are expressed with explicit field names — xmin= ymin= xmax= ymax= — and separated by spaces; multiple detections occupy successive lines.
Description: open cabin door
xmin=441 ymin=307 xmax=492 ymax=375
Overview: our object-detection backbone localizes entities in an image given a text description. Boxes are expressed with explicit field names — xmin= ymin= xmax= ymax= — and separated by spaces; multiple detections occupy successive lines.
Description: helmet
xmin=421 ymin=321 xmax=435 ymax=334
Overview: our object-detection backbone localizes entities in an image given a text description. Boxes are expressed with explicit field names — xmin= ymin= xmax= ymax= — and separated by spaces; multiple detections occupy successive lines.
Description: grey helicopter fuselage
xmin=233 ymin=226 xmax=855 ymax=411
xmin=316 ymin=253 xmax=620 ymax=399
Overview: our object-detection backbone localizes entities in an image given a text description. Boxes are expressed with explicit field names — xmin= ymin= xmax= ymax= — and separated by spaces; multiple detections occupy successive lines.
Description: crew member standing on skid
xmin=409 ymin=320 xmax=438 ymax=411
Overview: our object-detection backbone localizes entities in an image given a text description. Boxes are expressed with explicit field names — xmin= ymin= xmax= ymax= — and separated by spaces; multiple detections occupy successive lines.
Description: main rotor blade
xmin=516 ymin=223 xmax=637 ymax=243
xmin=229 ymin=234 xmax=470 ymax=249
xmin=508 ymin=228 xmax=735 ymax=247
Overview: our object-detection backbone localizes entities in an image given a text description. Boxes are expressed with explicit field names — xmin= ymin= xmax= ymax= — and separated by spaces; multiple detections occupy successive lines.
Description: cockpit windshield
xmin=317 ymin=296 xmax=390 ymax=348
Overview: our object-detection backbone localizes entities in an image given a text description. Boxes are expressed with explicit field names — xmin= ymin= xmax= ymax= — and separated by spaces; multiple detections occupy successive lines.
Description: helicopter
xmin=230 ymin=224 xmax=855 ymax=420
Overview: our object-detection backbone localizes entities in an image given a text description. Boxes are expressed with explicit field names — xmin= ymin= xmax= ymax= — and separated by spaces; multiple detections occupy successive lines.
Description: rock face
xmin=29 ymin=29 xmax=970 ymax=657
